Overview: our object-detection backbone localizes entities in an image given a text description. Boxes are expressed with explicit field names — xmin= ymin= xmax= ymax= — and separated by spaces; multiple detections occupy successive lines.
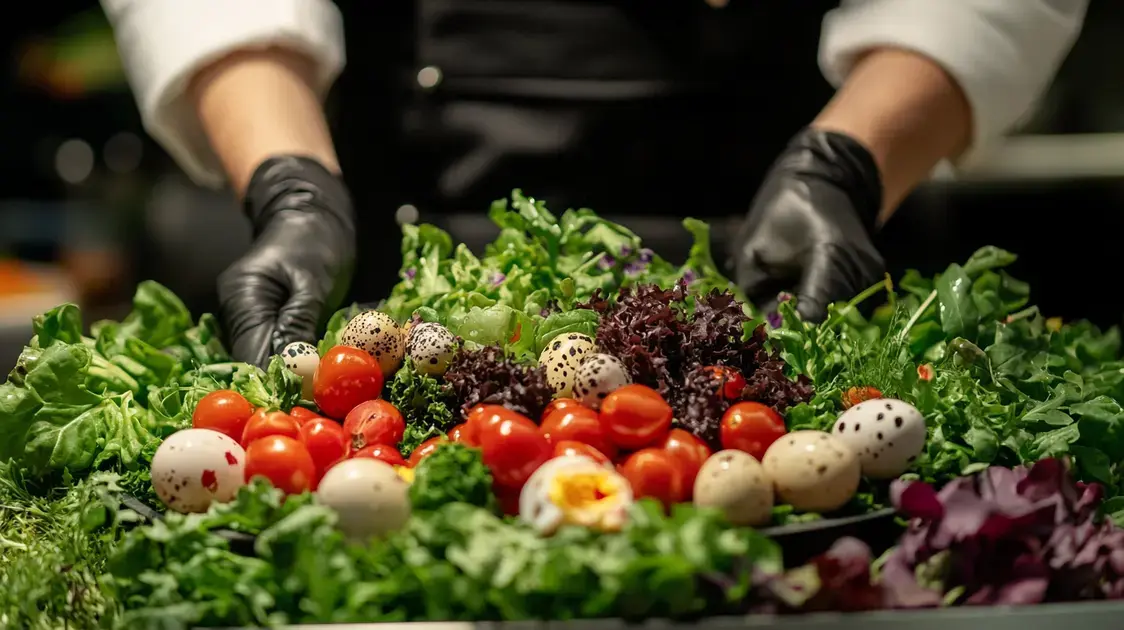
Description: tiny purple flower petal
xmin=767 ymin=311 xmax=783 ymax=328
xmin=404 ymin=267 xmax=417 ymax=280
xmin=598 ymin=255 xmax=616 ymax=270
xmin=681 ymin=268 xmax=698 ymax=284
xmin=491 ymin=272 xmax=506 ymax=287
xmin=638 ymin=248 xmax=654 ymax=263
xmin=777 ymin=292 xmax=793 ymax=303
xmin=619 ymin=245 xmax=633 ymax=256
xmin=624 ymin=261 xmax=646 ymax=276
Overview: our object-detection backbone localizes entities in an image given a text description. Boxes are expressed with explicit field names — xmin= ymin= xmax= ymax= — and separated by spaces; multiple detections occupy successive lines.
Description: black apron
xmin=334 ymin=0 xmax=838 ymax=302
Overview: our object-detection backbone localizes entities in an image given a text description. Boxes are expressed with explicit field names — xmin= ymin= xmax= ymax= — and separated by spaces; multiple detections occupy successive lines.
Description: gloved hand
xmin=219 ymin=156 xmax=356 ymax=367
xmin=733 ymin=127 xmax=885 ymax=322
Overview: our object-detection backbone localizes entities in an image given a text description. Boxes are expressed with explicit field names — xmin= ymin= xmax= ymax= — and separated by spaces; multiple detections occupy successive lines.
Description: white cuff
xmin=819 ymin=0 xmax=1086 ymax=152
xmin=107 ymin=0 xmax=345 ymax=188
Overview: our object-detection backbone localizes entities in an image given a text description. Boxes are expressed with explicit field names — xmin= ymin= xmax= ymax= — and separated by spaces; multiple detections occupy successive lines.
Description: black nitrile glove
xmin=218 ymin=156 xmax=356 ymax=367
xmin=733 ymin=127 xmax=885 ymax=322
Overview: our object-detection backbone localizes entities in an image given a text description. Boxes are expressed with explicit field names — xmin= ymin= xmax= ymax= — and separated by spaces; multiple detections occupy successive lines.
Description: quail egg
xmin=573 ymin=353 xmax=631 ymax=410
xmin=830 ymin=398 xmax=926 ymax=479
xmin=762 ymin=430 xmax=860 ymax=513
xmin=281 ymin=341 xmax=319 ymax=399
xmin=519 ymin=455 xmax=632 ymax=535
xmin=339 ymin=310 xmax=405 ymax=376
xmin=406 ymin=322 xmax=458 ymax=376
xmin=537 ymin=333 xmax=596 ymax=398
xmin=151 ymin=428 xmax=246 ymax=514
xmin=693 ymin=450 xmax=774 ymax=527
xmin=316 ymin=458 xmax=411 ymax=540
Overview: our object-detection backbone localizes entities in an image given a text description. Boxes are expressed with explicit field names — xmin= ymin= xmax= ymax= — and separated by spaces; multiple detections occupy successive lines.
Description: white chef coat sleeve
xmin=100 ymin=0 xmax=346 ymax=188
xmin=818 ymin=0 xmax=1088 ymax=151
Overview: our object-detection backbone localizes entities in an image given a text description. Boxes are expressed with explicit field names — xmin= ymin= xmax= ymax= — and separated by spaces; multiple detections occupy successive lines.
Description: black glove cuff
xmin=779 ymin=127 xmax=883 ymax=233
xmin=243 ymin=155 xmax=356 ymax=237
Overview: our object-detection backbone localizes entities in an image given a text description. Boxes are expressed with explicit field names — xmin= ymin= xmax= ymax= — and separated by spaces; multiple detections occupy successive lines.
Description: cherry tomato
xmin=842 ymin=386 xmax=883 ymax=410
xmin=540 ymin=397 xmax=581 ymax=422
xmin=495 ymin=486 xmax=522 ymax=516
xmin=619 ymin=448 xmax=686 ymax=507
xmin=288 ymin=406 xmax=325 ymax=425
xmin=244 ymin=435 xmax=316 ymax=495
xmin=659 ymin=428 xmax=712 ymax=496
xmin=343 ymin=399 xmax=405 ymax=450
xmin=540 ymin=406 xmax=618 ymax=460
xmin=466 ymin=404 xmax=531 ymax=435
xmin=447 ymin=423 xmax=478 ymax=446
xmin=408 ymin=436 xmax=448 ymax=467
xmin=703 ymin=366 xmax=747 ymax=400
xmin=192 ymin=390 xmax=254 ymax=442
xmin=720 ymin=402 xmax=787 ymax=460
xmin=241 ymin=410 xmax=301 ymax=448
xmin=300 ymin=417 xmax=350 ymax=476
xmin=353 ymin=443 xmax=408 ymax=467
xmin=477 ymin=416 xmax=552 ymax=491
xmin=553 ymin=440 xmax=612 ymax=466
xmin=313 ymin=346 xmax=384 ymax=419
xmin=599 ymin=384 xmax=673 ymax=450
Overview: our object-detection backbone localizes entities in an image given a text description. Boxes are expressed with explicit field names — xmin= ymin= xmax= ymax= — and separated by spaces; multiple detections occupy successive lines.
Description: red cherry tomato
xmin=288 ymin=406 xmax=325 ymax=425
xmin=495 ymin=486 xmax=522 ymax=516
xmin=842 ymin=386 xmax=883 ymax=410
xmin=540 ymin=397 xmax=581 ymax=422
xmin=313 ymin=346 xmax=384 ymax=419
xmin=540 ymin=406 xmax=618 ymax=460
xmin=720 ymin=402 xmax=787 ymax=460
xmin=477 ymin=416 xmax=552 ymax=491
xmin=192 ymin=390 xmax=254 ymax=442
xmin=408 ymin=436 xmax=448 ymax=467
xmin=659 ymin=428 xmax=712 ymax=497
xmin=300 ymin=417 xmax=350 ymax=476
xmin=619 ymin=448 xmax=686 ymax=507
xmin=553 ymin=440 xmax=612 ymax=466
xmin=599 ymin=384 xmax=673 ymax=450
xmin=703 ymin=366 xmax=747 ymax=400
xmin=447 ymin=423 xmax=478 ymax=446
xmin=466 ymin=404 xmax=530 ymax=435
xmin=343 ymin=399 xmax=405 ymax=450
xmin=241 ymin=410 xmax=301 ymax=448
xmin=244 ymin=435 xmax=316 ymax=495
xmin=353 ymin=443 xmax=408 ymax=467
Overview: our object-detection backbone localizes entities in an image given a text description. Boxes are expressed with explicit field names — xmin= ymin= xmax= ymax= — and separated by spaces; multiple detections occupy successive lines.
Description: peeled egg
xmin=573 ymin=353 xmax=631 ymax=410
xmin=317 ymin=458 xmax=411 ymax=540
xmin=693 ymin=450 xmax=774 ymax=527
xmin=151 ymin=428 xmax=246 ymax=514
xmin=519 ymin=455 xmax=632 ymax=535
xmin=762 ymin=430 xmax=860 ymax=513
xmin=538 ymin=333 xmax=596 ymax=398
xmin=281 ymin=341 xmax=319 ymax=400
xmin=830 ymin=398 xmax=927 ymax=479
xmin=339 ymin=310 xmax=405 ymax=377
xmin=406 ymin=322 xmax=458 ymax=376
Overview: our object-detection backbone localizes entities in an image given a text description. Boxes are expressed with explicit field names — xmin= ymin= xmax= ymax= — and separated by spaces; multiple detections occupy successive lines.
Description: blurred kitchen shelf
xmin=934 ymin=133 xmax=1124 ymax=182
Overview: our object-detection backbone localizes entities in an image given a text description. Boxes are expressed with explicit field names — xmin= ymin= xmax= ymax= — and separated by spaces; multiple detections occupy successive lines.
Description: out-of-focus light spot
xmin=55 ymin=139 xmax=94 ymax=184
xmin=104 ymin=132 xmax=143 ymax=173
xmin=416 ymin=66 xmax=442 ymax=89
xmin=396 ymin=204 xmax=419 ymax=225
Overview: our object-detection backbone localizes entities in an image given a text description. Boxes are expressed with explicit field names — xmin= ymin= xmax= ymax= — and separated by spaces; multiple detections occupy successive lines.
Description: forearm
xmin=189 ymin=47 xmax=340 ymax=197
xmin=811 ymin=47 xmax=971 ymax=221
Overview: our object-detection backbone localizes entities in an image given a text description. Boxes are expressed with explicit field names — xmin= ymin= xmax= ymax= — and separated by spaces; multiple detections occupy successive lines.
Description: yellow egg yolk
xmin=547 ymin=471 xmax=624 ymax=529
xmin=395 ymin=466 xmax=415 ymax=484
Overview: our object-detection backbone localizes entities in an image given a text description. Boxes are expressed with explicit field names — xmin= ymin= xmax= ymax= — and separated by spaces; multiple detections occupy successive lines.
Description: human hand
xmin=218 ymin=156 xmax=356 ymax=367
xmin=732 ymin=128 xmax=885 ymax=321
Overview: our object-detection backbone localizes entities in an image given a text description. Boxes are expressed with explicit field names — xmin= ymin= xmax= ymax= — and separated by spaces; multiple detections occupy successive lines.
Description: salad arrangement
xmin=4 ymin=190 xmax=1124 ymax=628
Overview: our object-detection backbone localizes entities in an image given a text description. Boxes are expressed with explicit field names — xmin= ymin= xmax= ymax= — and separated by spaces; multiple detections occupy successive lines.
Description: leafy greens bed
xmin=5 ymin=191 xmax=1124 ymax=629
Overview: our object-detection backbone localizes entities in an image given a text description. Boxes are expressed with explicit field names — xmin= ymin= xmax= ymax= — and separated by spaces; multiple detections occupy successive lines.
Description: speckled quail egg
xmin=520 ymin=455 xmax=632 ymax=535
xmin=538 ymin=333 xmax=596 ymax=398
xmin=281 ymin=341 xmax=319 ymax=399
xmin=151 ymin=428 xmax=246 ymax=514
xmin=830 ymin=398 xmax=927 ymax=479
xmin=762 ymin=430 xmax=860 ymax=513
xmin=316 ymin=458 xmax=411 ymax=540
xmin=406 ymin=322 xmax=458 ymax=376
xmin=573 ymin=353 xmax=631 ymax=410
xmin=339 ymin=310 xmax=405 ymax=377
xmin=693 ymin=450 xmax=774 ymax=527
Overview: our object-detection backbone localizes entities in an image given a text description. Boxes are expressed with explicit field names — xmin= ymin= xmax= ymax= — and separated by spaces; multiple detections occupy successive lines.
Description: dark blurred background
xmin=3 ymin=1 xmax=1124 ymax=368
